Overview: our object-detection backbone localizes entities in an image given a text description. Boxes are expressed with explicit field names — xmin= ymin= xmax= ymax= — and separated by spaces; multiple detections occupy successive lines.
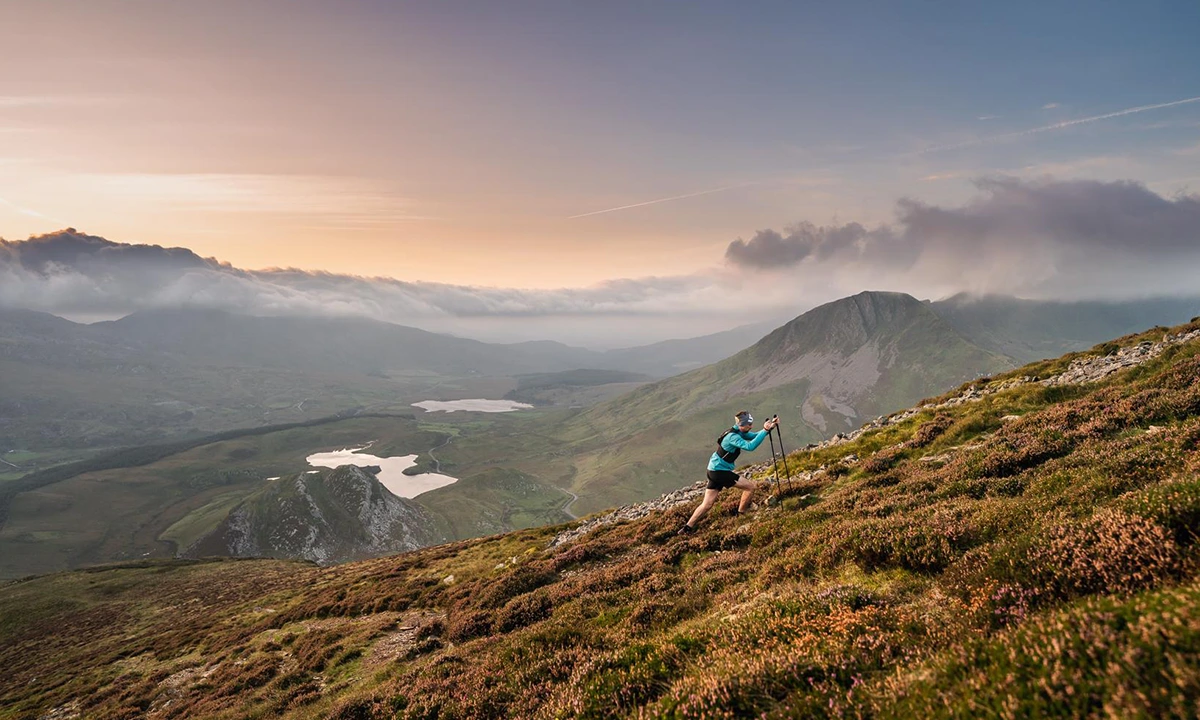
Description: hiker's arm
xmin=728 ymin=430 xmax=770 ymax=452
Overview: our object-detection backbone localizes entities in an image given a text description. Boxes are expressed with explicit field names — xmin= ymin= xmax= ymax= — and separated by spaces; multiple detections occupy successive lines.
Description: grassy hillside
xmin=3 ymin=318 xmax=1199 ymax=718
xmin=557 ymin=292 xmax=1012 ymax=510
xmin=503 ymin=369 xmax=653 ymax=407
xmin=0 ymin=415 xmax=436 ymax=579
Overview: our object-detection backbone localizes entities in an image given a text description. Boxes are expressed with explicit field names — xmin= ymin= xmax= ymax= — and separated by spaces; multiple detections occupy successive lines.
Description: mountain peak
xmin=764 ymin=291 xmax=930 ymax=356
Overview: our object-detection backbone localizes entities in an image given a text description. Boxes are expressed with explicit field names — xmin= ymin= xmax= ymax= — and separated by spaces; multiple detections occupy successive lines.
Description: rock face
xmin=1041 ymin=331 xmax=1200 ymax=386
xmin=186 ymin=466 xmax=446 ymax=564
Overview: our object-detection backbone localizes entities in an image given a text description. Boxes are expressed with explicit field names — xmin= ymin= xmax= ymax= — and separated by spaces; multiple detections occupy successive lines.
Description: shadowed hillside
xmin=4 ymin=318 xmax=1199 ymax=718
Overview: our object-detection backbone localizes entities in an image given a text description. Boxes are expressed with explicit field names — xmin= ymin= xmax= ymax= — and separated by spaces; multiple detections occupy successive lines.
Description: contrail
xmin=0 ymin=195 xmax=57 ymax=221
xmin=569 ymin=94 xmax=1200 ymax=218
xmin=919 ymin=95 xmax=1200 ymax=154
xmin=567 ymin=183 xmax=753 ymax=219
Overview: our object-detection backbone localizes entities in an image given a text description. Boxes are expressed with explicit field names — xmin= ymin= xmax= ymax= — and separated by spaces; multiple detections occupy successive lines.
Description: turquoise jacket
xmin=707 ymin=428 xmax=769 ymax=472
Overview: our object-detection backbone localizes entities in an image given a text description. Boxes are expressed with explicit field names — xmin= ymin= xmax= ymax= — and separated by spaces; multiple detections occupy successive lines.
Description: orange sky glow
xmin=3 ymin=1 xmax=1198 ymax=295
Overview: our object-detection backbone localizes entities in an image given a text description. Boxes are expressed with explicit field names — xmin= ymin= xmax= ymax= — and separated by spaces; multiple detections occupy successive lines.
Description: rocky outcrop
xmin=186 ymin=465 xmax=446 ymax=564
xmin=549 ymin=482 xmax=708 ymax=547
xmin=1041 ymin=330 xmax=1200 ymax=386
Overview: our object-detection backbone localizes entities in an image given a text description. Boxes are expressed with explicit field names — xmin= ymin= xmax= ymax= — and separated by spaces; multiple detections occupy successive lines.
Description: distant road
xmin=427 ymin=435 xmax=452 ymax=473
xmin=560 ymin=489 xmax=580 ymax=520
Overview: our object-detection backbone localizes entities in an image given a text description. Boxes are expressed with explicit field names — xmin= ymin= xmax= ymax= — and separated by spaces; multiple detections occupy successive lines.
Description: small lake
xmin=305 ymin=445 xmax=458 ymax=498
xmin=412 ymin=399 xmax=533 ymax=413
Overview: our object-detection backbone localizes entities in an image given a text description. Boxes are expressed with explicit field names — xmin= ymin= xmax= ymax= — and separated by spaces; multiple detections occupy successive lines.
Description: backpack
xmin=715 ymin=428 xmax=750 ymax=463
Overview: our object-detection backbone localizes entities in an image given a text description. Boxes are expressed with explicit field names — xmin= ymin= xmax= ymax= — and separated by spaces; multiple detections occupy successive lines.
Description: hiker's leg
xmin=687 ymin=489 xmax=720 ymax=527
xmin=733 ymin=476 xmax=756 ymax=512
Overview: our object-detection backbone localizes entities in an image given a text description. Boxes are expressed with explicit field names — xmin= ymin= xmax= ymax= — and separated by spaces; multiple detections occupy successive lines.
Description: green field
xmin=0 ymin=449 xmax=101 ymax=483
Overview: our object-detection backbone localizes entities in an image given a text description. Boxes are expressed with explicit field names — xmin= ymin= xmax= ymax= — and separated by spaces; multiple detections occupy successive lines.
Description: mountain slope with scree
xmin=557 ymin=290 xmax=1013 ymax=512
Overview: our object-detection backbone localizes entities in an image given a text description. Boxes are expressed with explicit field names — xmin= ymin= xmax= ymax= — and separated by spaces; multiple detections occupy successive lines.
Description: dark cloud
xmin=724 ymin=177 xmax=1200 ymax=298
xmin=725 ymin=221 xmax=911 ymax=269
xmin=1 ymin=228 xmax=214 ymax=274
xmin=898 ymin=177 xmax=1200 ymax=253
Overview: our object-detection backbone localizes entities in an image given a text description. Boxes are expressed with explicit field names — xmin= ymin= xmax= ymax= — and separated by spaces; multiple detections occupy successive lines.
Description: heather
xmin=3 ymin=320 xmax=1200 ymax=719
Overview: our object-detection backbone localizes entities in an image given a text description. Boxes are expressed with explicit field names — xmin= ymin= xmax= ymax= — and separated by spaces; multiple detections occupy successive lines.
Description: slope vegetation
xmin=560 ymin=291 xmax=1011 ymax=511
xmin=4 ymin=318 xmax=1199 ymax=718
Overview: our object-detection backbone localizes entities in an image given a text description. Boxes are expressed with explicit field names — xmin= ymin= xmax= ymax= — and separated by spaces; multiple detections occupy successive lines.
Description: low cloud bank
xmin=3 ymin=176 xmax=1198 ymax=345
xmin=0 ymin=229 xmax=728 ymax=345
xmin=726 ymin=177 xmax=1200 ymax=298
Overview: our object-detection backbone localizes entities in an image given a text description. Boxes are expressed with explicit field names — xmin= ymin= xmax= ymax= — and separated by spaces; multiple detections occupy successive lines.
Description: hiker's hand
xmin=764 ymin=418 xmax=777 ymax=431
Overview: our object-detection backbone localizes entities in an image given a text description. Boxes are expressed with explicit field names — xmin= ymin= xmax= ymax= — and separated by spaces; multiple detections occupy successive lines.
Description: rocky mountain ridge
xmin=187 ymin=465 xmax=445 ymax=564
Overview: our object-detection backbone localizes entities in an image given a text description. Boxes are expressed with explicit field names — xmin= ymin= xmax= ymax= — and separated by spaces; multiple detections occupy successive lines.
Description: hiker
xmin=678 ymin=411 xmax=778 ymax=534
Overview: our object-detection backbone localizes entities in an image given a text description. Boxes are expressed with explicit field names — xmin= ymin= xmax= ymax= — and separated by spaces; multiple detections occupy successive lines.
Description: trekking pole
xmin=767 ymin=427 xmax=782 ymax=499
xmin=772 ymin=415 xmax=793 ymax=490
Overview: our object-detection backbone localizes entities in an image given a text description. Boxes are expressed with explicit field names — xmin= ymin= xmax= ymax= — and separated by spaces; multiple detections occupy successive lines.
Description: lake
xmin=412 ymin=399 xmax=533 ymax=413
xmin=305 ymin=445 xmax=458 ymax=498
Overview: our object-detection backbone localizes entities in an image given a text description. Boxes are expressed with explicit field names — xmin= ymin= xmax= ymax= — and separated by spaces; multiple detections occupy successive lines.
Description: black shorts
xmin=706 ymin=470 xmax=741 ymax=491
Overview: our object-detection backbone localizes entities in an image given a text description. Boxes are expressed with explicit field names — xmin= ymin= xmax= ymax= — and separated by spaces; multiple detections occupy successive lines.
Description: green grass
xmin=159 ymin=490 xmax=251 ymax=553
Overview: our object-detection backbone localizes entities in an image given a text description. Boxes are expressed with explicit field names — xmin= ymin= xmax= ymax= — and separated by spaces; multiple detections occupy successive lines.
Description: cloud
xmin=5 ymin=177 xmax=1200 ymax=346
xmin=724 ymin=177 xmax=1200 ymax=299
xmin=725 ymin=222 xmax=911 ymax=269
xmin=1042 ymin=102 xmax=1060 ymax=110
xmin=0 ymin=229 xmax=726 ymax=343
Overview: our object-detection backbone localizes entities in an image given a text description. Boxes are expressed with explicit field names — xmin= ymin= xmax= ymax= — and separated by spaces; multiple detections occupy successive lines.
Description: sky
xmin=2 ymin=1 xmax=1199 ymax=345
